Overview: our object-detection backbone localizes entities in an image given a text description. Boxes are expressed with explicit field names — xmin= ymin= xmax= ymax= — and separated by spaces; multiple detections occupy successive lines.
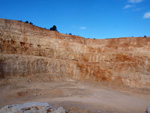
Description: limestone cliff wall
xmin=0 ymin=18 xmax=150 ymax=89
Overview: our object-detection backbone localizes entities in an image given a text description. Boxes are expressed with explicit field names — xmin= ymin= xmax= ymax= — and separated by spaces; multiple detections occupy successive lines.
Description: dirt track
xmin=0 ymin=78 xmax=150 ymax=113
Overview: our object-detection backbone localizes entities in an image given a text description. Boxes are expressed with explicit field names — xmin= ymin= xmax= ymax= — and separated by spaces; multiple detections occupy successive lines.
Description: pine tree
xmin=50 ymin=25 xmax=57 ymax=31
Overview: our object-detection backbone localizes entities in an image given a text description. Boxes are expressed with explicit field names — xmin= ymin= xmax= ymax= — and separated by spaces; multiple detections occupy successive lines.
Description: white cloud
xmin=133 ymin=8 xmax=142 ymax=11
xmin=143 ymin=12 xmax=150 ymax=19
xmin=124 ymin=5 xmax=134 ymax=9
xmin=79 ymin=27 xmax=86 ymax=30
xmin=128 ymin=0 xmax=143 ymax=3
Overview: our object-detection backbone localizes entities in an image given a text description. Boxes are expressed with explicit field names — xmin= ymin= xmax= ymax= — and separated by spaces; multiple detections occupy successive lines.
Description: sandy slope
xmin=0 ymin=78 xmax=150 ymax=113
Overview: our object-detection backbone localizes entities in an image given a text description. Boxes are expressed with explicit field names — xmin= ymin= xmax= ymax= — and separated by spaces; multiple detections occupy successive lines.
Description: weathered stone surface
xmin=0 ymin=18 xmax=150 ymax=89
xmin=0 ymin=102 xmax=66 ymax=113
xmin=144 ymin=107 xmax=150 ymax=113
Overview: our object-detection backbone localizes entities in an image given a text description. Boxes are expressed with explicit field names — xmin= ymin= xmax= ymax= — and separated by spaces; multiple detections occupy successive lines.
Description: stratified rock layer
xmin=0 ymin=18 xmax=150 ymax=89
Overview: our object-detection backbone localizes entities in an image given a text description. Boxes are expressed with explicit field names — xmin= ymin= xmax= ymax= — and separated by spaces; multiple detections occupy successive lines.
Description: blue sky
xmin=0 ymin=0 xmax=150 ymax=39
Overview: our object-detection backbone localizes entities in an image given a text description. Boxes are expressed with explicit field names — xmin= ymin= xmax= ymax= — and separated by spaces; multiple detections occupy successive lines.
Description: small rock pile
xmin=0 ymin=102 xmax=66 ymax=113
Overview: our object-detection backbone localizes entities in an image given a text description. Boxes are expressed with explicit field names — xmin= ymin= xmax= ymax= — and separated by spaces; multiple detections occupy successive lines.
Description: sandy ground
xmin=0 ymin=78 xmax=150 ymax=113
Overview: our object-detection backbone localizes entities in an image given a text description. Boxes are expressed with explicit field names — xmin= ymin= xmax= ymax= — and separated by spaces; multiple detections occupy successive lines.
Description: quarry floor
xmin=0 ymin=78 xmax=150 ymax=113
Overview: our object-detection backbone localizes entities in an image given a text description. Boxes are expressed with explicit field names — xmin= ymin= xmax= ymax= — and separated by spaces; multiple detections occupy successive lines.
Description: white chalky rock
xmin=0 ymin=102 xmax=66 ymax=113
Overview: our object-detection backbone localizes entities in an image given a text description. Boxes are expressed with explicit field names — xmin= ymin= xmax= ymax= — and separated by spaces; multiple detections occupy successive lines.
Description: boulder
xmin=143 ymin=107 xmax=150 ymax=113
xmin=0 ymin=102 xmax=66 ymax=113
xmin=145 ymin=107 xmax=150 ymax=113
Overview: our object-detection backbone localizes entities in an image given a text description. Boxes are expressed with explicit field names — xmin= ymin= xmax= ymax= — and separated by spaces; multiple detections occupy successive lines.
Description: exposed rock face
xmin=0 ymin=18 xmax=150 ymax=89
xmin=0 ymin=102 xmax=66 ymax=113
